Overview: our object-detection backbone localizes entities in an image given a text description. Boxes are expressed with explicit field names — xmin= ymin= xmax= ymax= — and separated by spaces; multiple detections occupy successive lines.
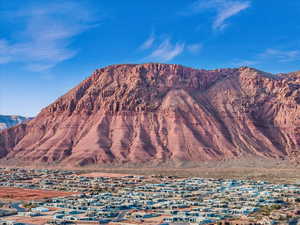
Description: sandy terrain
xmin=0 ymin=187 xmax=77 ymax=201
xmin=1 ymin=158 xmax=300 ymax=184
xmin=75 ymin=168 xmax=300 ymax=184
xmin=2 ymin=215 xmax=50 ymax=225
xmin=77 ymin=172 xmax=133 ymax=178
xmin=4 ymin=213 xmax=99 ymax=225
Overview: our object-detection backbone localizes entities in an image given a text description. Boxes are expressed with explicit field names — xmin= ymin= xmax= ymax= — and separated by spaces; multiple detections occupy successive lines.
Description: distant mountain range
xmin=0 ymin=63 xmax=299 ymax=166
xmin=0 ymin=115 xmax=30 ymax=130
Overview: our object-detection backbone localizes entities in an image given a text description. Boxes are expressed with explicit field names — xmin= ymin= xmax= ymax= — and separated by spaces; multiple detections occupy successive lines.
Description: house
xmin=31 ymin=207 xmax=49 ymax=212
xmin=0 ymin=221 xmax=27 ymax=225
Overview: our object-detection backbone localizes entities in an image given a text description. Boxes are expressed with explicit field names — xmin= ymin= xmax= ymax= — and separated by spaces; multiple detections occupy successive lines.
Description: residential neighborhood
xmin=0 ymin=168 xmax=299 ymax=225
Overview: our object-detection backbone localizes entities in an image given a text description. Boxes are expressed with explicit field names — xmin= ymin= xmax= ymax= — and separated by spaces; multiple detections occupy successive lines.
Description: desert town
xmin=0 ymin=167 xmax=299 ymax=225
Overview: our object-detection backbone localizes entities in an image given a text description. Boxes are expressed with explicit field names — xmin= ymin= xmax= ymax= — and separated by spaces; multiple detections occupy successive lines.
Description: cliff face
xmin=0 ymin=63 xmax=299 ymax=166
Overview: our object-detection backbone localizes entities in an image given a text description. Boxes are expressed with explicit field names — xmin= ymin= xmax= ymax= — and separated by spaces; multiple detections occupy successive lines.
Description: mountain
xmin=0 ymin=63 xmax=299 ymax=166
xmin=0 ymin=115 xmax=29 ymax=130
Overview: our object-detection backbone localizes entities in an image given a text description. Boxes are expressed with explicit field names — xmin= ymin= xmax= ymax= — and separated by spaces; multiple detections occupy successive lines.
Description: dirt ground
xmin=70 ymin=157 xmax=300 ymax=184
xmin=76 ymin=167 xmax=300 ymax=184
xmin=0 ymin=187 xmax=77 ymax=201
xmin=76 ymin=172 xmax=132 ymax=178
xmin=2 ymin=157 xmax=300 ymax=184
xmin=2 ymin=216 xmax=49 ymax=225
xmin=4 ymin=216 xmax=99 ymax=225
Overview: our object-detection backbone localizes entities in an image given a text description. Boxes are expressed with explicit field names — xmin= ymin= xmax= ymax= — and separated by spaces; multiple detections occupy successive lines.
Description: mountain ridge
xmin=0 ymin=63 xmax=299 ymax=166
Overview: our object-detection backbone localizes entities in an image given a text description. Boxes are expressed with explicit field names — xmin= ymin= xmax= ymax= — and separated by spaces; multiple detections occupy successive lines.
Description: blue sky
xmin=1 ymin=0 xmax=300 ymax=116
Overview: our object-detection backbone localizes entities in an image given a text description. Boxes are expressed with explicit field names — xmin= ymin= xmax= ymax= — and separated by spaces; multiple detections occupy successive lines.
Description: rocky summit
xmin=0 ymin=63 xmax=299 ymax=166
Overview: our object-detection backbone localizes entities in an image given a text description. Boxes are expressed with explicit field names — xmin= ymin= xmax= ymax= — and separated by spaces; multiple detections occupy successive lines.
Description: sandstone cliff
xmin=0 ymin=63 xmax=299 ymax=166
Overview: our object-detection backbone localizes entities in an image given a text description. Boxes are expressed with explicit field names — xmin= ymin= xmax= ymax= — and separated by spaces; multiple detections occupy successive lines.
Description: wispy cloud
xmin=232 ymin=48 xmax=300 ymax=67
xmin=148 ymin=38 xmax=185 ymax=61
xmin=260 ymin=49 xmax=300 ymax=62
xmin=231 ymin=59 xmax=258 ymax=67
xmin=0 ymin=1 xmax=99 ymax=71
xmin=186 ymin=0 xmax=250 ymax=30
xmin=140 ymin=35 xmax=202 ymax=62
xmin=140 ymin=33 xmax=155 ymax=50
xmin=187 ymin=43 xmax=203 ymax=54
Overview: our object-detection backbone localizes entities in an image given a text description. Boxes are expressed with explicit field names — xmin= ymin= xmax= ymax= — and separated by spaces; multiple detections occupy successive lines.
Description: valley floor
xmin=2 ymin=157 xmax=299 ymax=184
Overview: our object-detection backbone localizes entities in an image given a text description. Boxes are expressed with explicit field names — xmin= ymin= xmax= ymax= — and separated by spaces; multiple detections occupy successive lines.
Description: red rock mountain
xmin=0 ymin=63 xmax=299 ymax=166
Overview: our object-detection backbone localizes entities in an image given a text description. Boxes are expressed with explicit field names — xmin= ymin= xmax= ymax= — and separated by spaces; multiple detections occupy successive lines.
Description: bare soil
xmin=76 ymin=172 xmax=132 ymax=178
xmin=2 ymin=157 xmax=300 ymax=184
xmin=75 ymin=158 xmax=300 ymax=184
xmin=0 ymin=187 xmax=77 ymax=201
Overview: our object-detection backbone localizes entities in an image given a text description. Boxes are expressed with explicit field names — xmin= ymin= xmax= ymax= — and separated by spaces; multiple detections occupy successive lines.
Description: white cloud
xmin=148 ymin=38 xmax=185 ymax=61
xmin=140 ymin=34 xmax=155 ymax=50
xmin=187 ymin=43 xmax=203 ymax=53
xmin=188 ymin=0 xmax=250 ymax=30
xmin=231 ymin=59 xmax=258 ymax=67
xmin=0 ymin=1 xmax=99 ymax=71
xmin=232 ymin=48 xmax=300 ymax=67
xmin=139 ymin=33 xmax=202 ymax=61
xmin=26 ymin=63 xmax=56 ymax=72
xmin=261 ymin=49 xmax=300 ymax=62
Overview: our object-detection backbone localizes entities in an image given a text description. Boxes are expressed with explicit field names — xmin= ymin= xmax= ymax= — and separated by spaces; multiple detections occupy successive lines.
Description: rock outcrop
xmin=0 ymin=63 xmax=299 ymax=166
